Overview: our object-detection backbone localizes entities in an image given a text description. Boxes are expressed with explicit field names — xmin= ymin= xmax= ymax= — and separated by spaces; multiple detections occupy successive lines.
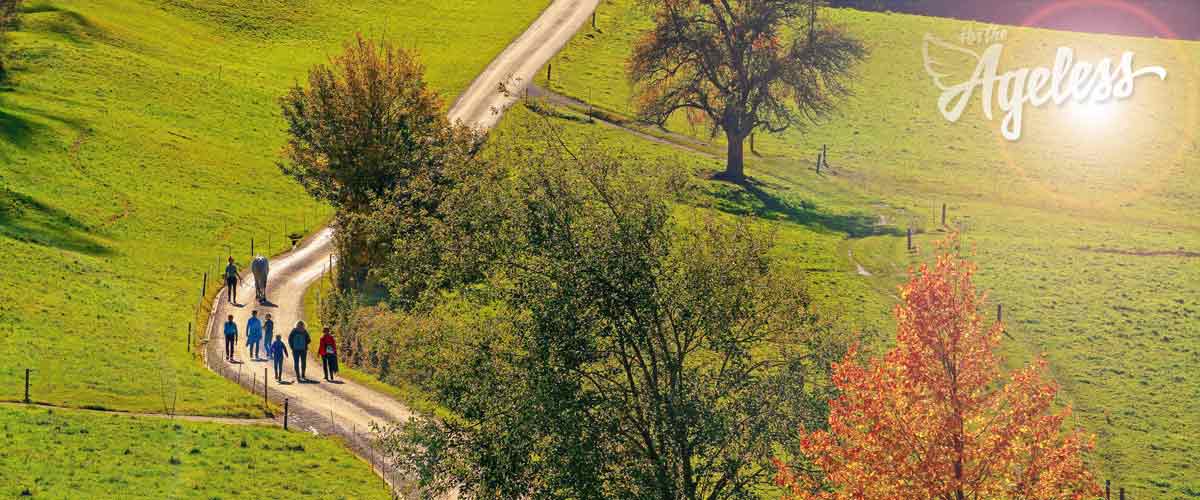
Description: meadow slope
xmin=0 ymin=0 xmax=547 ymax=497
xmin=0 ymin=0 xmax=547 ymax=416
xmin=523 ymin=2 xmax=1200 ymax=497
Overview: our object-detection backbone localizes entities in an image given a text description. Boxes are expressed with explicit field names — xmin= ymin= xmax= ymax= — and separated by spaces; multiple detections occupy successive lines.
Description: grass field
xmin=0 ymin=0 xmax=547 ymax=414
xmin=0 ymin=0 xmax=549 ymax=496
xmin=0 ymin=404 xmax=389 ymax=499
xmin=521 ymin=2 xmax=1200 ymax=497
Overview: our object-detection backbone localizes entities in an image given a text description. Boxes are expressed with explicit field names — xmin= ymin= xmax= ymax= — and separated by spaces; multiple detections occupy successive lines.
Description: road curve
xmin=448 ymin=0 xmax=601 ymax=130
xmin=206 ymin=0 xmax=599 ymax=495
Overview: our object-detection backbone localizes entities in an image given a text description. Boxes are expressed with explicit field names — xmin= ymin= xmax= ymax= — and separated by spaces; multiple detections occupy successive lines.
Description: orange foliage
xmin=777 ymin=238 xmax=1101 ymax=500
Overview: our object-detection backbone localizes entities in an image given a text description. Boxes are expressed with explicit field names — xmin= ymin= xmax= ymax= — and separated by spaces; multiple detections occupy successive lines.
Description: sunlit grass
xmin=0 ymin=0 xmax=548 ymax=415
xmin=0 ymin=0 xmax=549 ymax=494
xmin=0 ymin=405 xmax=389 ymax=499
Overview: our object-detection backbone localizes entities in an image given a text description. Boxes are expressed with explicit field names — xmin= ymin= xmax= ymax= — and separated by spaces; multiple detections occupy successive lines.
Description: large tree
xmin=776 ymin=240 xmax=1101 ymax=500
xmin=630 ymin=0 xmax=866 ymax=182
xmin=279 ymin=34 xmax=480 ymax=294
xmin=378 ymin=121 xmax=850 ymax=499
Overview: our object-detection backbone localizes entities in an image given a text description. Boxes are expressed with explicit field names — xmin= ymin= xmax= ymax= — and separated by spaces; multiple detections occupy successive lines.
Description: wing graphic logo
xmin=921 ymin=33 xmax=1167 ymax=140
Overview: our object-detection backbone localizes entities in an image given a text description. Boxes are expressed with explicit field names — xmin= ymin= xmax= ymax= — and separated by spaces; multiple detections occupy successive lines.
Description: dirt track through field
xmin=205 ymin=0 xmax=600 ymax=496
xmin=448 ymin=0 xmax=601 ymax=130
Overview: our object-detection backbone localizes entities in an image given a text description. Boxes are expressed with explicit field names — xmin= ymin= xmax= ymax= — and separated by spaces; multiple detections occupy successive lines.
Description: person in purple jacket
xmin=269 ymin=335 xmax=289 ymax=382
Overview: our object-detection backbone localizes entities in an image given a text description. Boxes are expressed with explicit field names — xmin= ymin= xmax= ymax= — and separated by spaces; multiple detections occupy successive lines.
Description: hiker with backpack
xmin=288 ymin=321 xmax=312 ymax=382
xmin=319 ymin=327 xmax=339 ymax=382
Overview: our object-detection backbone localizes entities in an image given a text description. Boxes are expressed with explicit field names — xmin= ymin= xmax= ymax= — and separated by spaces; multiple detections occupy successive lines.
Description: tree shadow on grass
xmin=0 ymin=93 xmax=111 ymax=255
xmin=0 ymin=188 xmax=112 ymax=256
xmin=0 ymin=108 xmax=38 ymax=149
xmin=0 ymin=95 xmax=93 ymax=164
xmin=708 ymin=177 xmax=904 ymax=239
xmin=19 ymin=3 xmax=113 ymax=47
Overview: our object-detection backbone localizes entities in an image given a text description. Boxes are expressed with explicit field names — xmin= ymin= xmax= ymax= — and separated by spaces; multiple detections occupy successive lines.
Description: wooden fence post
xmin=187 ymin=322 xmax=192 ymax=353
xmin=907 ymin=227 xmax=913 ymax=251
xmin=202 ymin=272 xmax=207 ymax=297
xmin=997 ymin=304 xmax=1003 ymax=323
xmin=284 ymin=398 xmax=289 ymax=430
xmin=941 ymin=203 xmax=947 ymax=226
xmin=24 ymin=368 xmax=31 ymax=403
xmin=251 ymin=238 xmax=255 ymax=257
xmin=1119 ymin=488 xmax=1124 ymax=500
xmin=1105 ymin=480 xmax=1110 ymax=500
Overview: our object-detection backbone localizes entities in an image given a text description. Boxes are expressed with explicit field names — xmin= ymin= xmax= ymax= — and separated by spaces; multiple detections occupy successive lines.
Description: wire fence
xmin=8 ymin=358 xmax=1151 ymax=500
xmin=12 ymin=356 xmax=419 ymax=498
xmin=203 ymin=351 xmax=418 ymax=498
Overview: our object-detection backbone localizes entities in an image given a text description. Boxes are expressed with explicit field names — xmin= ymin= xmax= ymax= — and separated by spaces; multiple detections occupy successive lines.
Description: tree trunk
xmin=722 ymin=131 xmax=746 ymax=182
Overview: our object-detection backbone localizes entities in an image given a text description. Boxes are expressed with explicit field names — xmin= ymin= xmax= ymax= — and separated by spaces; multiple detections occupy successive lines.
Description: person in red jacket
xmin=319 ymin=327 xmax=339 ymax=382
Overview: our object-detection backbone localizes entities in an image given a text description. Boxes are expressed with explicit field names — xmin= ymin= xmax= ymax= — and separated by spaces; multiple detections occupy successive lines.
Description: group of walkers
xmin=222 ymin=313 xmax=340 ymax=384
xmin=220 ymin=253 xmax=339 ymax=386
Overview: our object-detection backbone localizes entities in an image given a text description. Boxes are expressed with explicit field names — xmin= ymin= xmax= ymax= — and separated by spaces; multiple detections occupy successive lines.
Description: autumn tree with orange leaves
xmin=777 ymin=240 xmax=1101 ymax=500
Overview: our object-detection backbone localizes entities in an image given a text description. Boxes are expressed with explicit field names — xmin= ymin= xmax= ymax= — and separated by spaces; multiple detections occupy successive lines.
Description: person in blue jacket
xmin=222 ymin=314 xmax=238 ymax=362
xmin=269 ymin=336 xmax=289 ymax=382
xmin=245 ymin=310 xmax=263 ymax=360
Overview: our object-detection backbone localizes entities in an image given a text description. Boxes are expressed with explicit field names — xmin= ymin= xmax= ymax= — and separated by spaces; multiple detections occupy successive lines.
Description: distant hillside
xmin=831 ymin=0 xmax=1200 ymax=40
xmin=535 ymin=1 xmax=1200 ymax=497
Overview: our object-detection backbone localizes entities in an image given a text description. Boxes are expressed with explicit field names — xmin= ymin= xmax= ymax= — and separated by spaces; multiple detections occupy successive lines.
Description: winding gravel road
xmin=448 ymin=0 xmax=602 ymax=130
xmin=205 ymin=0 xmax=600 ymax=493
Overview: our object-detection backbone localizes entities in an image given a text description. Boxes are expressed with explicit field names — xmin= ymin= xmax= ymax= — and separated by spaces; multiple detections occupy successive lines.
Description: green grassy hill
xmin=0 ymin=404 xmax=391 ymax=499
xmin=520 ymin=2 xmax=1200 ymax=497
xmin=0 ymin=0 xmax=547 ymax=496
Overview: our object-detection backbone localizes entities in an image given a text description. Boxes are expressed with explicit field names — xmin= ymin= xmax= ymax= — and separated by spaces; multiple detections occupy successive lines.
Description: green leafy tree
xmin=279 ymin=34 xmax=480 ymax=295
xmin=378 ymin=121 xmax=849 ymax=499
xmin=629 ymin=0 xmax=866 ymax=182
